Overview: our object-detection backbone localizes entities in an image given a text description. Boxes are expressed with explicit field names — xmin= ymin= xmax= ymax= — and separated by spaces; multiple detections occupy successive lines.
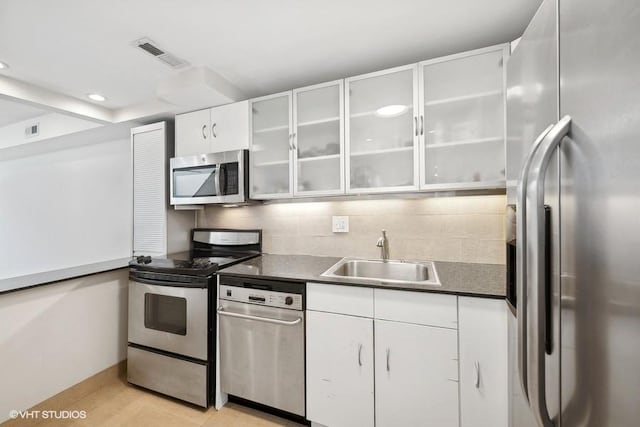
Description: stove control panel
xmin=219 ymin=285 xmax=302 ymax=311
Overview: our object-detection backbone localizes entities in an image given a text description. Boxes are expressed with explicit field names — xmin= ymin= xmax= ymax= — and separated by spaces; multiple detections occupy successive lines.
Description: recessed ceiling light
xmin=375 ymin=104 xmax=408 ymax=118
xmin=0 ymin=61 xmax=9 ymax=70
xmin=87 ymin=93 xmax=107 ymax=102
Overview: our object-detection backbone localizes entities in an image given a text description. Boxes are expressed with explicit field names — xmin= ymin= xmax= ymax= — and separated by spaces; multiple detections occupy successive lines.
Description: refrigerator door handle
xmin=516 ymin=123 xmax=554 ymax=402
xmin=525 ymin=115 xmax=572 ymax=427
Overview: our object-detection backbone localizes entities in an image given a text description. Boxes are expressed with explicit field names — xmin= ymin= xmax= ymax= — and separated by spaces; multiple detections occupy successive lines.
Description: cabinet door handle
xmin=386 ymin=348 xmax=390 ymax=372
xmin=288 ymin=133 xmax=293 ymax=150
xmin=358 ymin=344 xmax=363 ymax=367
xmin=292 ymin=132 xmax=297 ymax=150
xmin=420 ymin=115 xmax=424 ymax=135
xmin=414 ymin=116 xmax=418 ymax=136
xmin=474 ymin=361 xmax=481 ymax=388
xmin=211 ymin=123 xmax=217 ymax=138
xmin=201 ymin=125 xmax=208 ymax=139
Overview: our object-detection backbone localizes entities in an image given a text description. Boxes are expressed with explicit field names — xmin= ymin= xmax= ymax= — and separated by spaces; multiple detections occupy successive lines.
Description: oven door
xmin=128 ymin=278 xmax=208 ymax=360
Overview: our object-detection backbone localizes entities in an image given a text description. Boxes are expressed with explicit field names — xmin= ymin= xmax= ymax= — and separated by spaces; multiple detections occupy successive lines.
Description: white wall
xmin=0 ymin=112 xmax=100 ymax=150
xmin=0 ymin=269 xmax=128 ymax=422
xmin=0 ymin=136 xmax=133 ymax=280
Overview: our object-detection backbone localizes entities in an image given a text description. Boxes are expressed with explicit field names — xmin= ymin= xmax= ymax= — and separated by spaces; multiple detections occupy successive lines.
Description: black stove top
xmin=129 ymin=254 xmax=258 ymax=277
xmin=129 ymin=229 xmax=262 ymax=278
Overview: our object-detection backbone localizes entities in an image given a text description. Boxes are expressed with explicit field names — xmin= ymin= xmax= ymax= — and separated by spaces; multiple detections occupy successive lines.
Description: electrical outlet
xmin=332 ymin=216 xmax=349 ymax=233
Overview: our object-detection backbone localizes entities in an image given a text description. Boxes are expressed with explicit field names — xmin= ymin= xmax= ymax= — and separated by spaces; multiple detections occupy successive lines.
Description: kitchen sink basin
xmin=321 ymin=258 xmax=440 ymax=286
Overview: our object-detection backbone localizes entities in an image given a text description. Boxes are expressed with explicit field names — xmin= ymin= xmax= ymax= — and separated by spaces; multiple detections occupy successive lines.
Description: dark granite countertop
xmin=218 ymin=254 xmax=505 ymax=298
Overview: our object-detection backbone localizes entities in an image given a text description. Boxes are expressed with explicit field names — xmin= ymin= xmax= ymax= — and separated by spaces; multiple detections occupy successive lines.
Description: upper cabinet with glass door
xmin=249 ymin=92 xmax=293 ymax=199
xmin=293 ymin=80 xmax=344 ymax=196
xmin=419 ymin=45 xmax=508 ymax=190
xmin=346 ymin=65 xmax=419 ymax=193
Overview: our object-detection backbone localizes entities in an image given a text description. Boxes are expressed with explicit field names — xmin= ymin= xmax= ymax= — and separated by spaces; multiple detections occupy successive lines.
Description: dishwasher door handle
xmin=217 ymin=307 xmax=302 ymax=326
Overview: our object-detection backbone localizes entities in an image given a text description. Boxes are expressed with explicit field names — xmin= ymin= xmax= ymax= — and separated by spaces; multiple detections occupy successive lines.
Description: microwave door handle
xmin=214 ymin=164 xmax=223 ymax=196
xmin=525 ymin=115 xmax=571 ymax=427
xmin=516 ymin=123 xmax=554 ymax=402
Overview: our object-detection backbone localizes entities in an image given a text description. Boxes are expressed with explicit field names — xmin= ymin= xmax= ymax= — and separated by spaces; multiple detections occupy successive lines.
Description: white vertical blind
xmin=133 ymin=125 xmax=167 ymax=256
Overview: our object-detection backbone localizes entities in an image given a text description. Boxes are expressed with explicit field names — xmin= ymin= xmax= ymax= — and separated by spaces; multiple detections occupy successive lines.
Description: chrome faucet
xmin=376 ymin=229 xmax=389 ymax=261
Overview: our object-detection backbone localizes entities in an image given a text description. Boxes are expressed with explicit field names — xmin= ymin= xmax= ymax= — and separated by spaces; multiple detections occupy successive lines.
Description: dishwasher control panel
xmin=220 ymin=284 xmax=303 ymax=310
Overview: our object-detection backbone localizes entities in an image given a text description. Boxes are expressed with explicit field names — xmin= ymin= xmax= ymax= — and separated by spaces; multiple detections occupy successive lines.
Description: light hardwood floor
xmin=2 ymin=362 xmax=304 ymax=427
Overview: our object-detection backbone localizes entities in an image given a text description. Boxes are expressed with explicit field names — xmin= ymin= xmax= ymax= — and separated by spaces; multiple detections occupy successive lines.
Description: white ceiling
xmin=0 ymin=0 xmax=541 ymax=113
xmin=0 ymin=97 xmax=47 ymax=127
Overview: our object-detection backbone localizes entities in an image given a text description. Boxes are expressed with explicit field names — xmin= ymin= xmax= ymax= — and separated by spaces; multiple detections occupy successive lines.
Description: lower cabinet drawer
xmin=307 ymin=283 xmax=374 ymax=317
xmin=374 ymin=288 xmax=458 ymax=328
xmin=127 ymin=346 xmax=208 ymax=407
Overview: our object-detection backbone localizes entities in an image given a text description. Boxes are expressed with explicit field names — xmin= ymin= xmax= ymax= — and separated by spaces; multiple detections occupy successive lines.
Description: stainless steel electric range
xmin=127 ymin=228 xmax=261 ymax=407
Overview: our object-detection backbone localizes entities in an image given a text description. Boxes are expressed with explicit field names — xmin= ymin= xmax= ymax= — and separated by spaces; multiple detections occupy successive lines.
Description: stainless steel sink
xmin=321 ymin=257 xmax=441 ymax=286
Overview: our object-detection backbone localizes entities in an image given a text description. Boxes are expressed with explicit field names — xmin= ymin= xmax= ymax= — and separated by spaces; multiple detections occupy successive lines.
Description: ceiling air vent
xmin=133 ymin=37 xmax=189 ymax=69
xmin=25 ymin=123 xmax=39 ymax=138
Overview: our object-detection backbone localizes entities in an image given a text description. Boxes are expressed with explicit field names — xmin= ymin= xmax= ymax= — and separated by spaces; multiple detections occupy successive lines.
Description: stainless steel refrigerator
xmin=506 ymin=0 xmax=640 ymax=425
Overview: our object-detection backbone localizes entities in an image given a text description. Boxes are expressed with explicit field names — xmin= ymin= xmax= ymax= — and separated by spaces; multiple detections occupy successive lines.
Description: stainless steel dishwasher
xmin=218 ymin=276 xmax=305 ymax=417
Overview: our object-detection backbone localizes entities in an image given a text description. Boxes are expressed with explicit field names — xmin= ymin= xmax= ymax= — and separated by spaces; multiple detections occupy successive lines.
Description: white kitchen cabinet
xmin=249 ymin=91 xmax=294 ymax=198
xmin=245 ymin=43 xmax=508 ymax=199
xmin=293 ymin=80 xmax=344 ymax=196
xmin=175 ymin=109 xmax=210 ymax=157
xmin=250 ymin=81 xmax=345 ymax=200
xmin=306 ymin=283 xmax=461 ymax=427
xmin=419 ymin=44 xmax=508 ymax=190
xmin=458 ymin=297 xmax=508 ymax=427
xmin=209 ymin=100 xmax=249 ymax=152
xmin=175 ymin=101 xmax=249 ymax=157
xmin=345 ymin=64 xmax=420 ymax=193
xmin=375 ymin=319 xmax=459 ymax=427
xmin=306 ymin=311 xmax=374 ymax=427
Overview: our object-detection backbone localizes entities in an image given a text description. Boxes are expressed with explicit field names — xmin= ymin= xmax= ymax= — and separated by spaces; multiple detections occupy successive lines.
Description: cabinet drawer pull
xmin=358 ymin=344 xmax=363 ymax=367
xmin=420 ymin=115 xmax=424 ymax=136
xmin=474 ymin=361 xmax=481 ymax=388
xmin=202 ymin=125 xmax=208 ymax=139
xmin=386 ymin=348 xmax=391 ymax=372
xmin=211 ymin=123 xmax=217 ymax=138
xmin=414 ymin=116 xmax=418 ymax=136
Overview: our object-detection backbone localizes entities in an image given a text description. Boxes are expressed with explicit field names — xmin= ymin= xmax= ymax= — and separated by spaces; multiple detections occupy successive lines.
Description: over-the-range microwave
xmin=169 ymin=149 xmax=249 ymax=205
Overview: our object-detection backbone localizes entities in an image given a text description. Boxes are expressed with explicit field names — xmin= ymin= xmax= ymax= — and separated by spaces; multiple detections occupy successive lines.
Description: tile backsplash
xmin=201 ymin=195 xmax=506 ymax=264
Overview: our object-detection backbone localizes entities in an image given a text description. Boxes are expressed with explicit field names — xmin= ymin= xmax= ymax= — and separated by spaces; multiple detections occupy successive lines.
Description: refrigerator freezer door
xmin=506 ymin=0 xmax=561 ymax=425
xmin=505 ymin=0 xmax=559 ymax=206
xmin=559 ymin=0 xmax=640 ymax=425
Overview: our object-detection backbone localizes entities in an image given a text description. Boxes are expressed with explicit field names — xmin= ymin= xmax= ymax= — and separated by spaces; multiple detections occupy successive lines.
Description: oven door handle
xmin=130 ymin=276 xmax=207 ymax=288
xmin=217 ymin=307 xmax=302 ymax=326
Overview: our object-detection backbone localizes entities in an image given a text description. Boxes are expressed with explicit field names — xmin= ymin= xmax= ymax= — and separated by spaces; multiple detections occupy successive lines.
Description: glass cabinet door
xmin=250 ymin=92 xmax=293 ymax=198
xmin=346 ymin=65 xmax=419 ymax=193
xmin=420 ymin=46 xmax=507 ymax=189
xmin=293 ymin=81 xmax=344 ymax=195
